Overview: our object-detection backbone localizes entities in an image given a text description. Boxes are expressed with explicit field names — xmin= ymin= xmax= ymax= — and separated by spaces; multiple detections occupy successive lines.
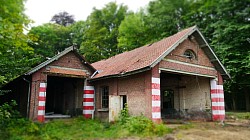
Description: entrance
xmin=45 ymin=76 xmax=83 ymax=117
xmin=162 ymin=89 xmax=174 ymax=110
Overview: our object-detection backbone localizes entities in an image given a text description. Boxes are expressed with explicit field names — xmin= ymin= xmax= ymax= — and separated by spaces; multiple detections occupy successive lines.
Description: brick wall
xmin=29 ymin=51 xmax=92 ymax=120
xmin=167 ymin=39 xmax=213 ymax=67
xmin=160 ymin=39 xmax=217 ymax=77
xmin=29 ymin=68 xmax=47 ymax=120
xmin=93 ymin=71 xmax=152 ymax=120
xmin=178 ymin=76 xmax=211 ymax=111
xmin=51 ymin=52 xmax=91 ymax=71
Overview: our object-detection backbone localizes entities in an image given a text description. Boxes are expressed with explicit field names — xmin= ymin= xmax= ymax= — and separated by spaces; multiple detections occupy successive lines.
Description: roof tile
xmin=92 ymin=26 xmax=195 ymax=78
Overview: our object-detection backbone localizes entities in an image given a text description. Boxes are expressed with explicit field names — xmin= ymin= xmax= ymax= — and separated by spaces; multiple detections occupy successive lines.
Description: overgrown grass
xmin=226 ymin=112 xmax=250 ymax=119
xmin=0 ymin=102 xmax=173 ymax=139
xmin=2 ymin=116 xmax=173 ymax=140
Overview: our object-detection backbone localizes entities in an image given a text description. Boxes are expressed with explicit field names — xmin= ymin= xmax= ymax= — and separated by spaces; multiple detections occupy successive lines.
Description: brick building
xmin=1 ymin=26 xmax=230 ymax=123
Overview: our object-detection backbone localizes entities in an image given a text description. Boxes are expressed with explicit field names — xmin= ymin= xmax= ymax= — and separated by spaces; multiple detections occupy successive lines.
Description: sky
xmin=25 ymin=0 xmax=152 ymax=27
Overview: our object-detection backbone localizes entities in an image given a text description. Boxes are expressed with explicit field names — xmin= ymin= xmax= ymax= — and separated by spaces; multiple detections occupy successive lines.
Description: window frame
xmin=101 ymin=86 xmax=109 ymax=109
xmin=183 ymin=49 xmax=197 ymax=60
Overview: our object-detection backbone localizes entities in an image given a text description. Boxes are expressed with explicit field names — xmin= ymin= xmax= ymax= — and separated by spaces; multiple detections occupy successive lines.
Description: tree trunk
xmin=232 ymin=92 xmax=237 ymax=111
xmin=245 ymin=89 xmax=250 ymax=111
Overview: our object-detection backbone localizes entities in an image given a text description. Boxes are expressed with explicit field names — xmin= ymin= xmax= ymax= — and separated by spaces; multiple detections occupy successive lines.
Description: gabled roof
xmin=25 ymin=46 xmax=96 ymax=75
xmin=92 ymin=25 xmax=230 ymax=80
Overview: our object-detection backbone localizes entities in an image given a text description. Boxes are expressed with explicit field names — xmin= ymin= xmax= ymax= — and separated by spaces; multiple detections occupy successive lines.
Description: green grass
xmin=226 ymin=112 xmax=250 ymax=119
xmin=2 ymin=116 xmax=173 ymax=140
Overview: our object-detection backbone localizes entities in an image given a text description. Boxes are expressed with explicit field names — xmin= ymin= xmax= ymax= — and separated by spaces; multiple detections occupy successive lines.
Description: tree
xmin=209 ymin=0 xmax=250 ymax=111
xmin=68 ymin=21 xmax=87 ymax=47
xmin=146 ymin=0 xmax=191 ymax=41
xmin=80 ymin=2 xmax=128 ymax=63
xmin=28 ymin=23 xmax=72 ymax=58
xmin=0 ymin=0 xmax=40 ymax=87
xmin=181 ymin=0 xmax=250 ymax=110
xmin=51 ymin=11 xmax=75 ymax=26
xmin=118 ymin=11 xmax=150 ymax=51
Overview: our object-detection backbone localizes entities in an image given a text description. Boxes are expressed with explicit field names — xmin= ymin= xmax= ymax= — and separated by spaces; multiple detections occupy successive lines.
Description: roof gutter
xmin=89 ymin=66 xmax=151 ymax=82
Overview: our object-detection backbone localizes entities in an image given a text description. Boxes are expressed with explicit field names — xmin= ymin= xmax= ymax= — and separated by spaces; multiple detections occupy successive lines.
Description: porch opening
xmin=160 ymin=72 xmax=212 ymax=120
xmin=45 ymin=76 xmax=83 ymax=118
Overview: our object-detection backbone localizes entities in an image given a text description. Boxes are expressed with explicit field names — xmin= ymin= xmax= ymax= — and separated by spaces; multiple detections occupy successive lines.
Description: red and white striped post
xmin=83 ymin=86 xmax=95 ymax=118
xmin=152 ymin=77 xmax=161 ymax=123
xmin=37 ymin=82 xmax=46 ymax=122
xmin=210 ymin=79 xmax=225 ymax=121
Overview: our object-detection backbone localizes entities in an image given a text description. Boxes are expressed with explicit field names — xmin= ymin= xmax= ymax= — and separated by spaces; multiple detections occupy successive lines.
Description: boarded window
xmin=101 ymin=86 xmax=109 ymax=108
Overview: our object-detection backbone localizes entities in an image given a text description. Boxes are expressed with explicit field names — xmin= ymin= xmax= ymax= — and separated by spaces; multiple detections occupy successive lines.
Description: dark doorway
xmin=121 ymin=95 xmax=127 ymax=109
xmin=46 ymin=76 xmax=83 ymax=116
xmin=162 ymin=89 xmax=174 ymax=109
xmin=160 ymin=72 xmax=181 ymax=119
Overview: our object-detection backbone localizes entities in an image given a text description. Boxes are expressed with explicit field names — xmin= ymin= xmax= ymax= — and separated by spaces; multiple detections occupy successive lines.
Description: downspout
xmin=88 ymin=70 xmax=98 ymax=119
xmin=23 ymin=77 xmax=31 ymax=119
xmin=90 ymin=70 xmax=99 ymax=78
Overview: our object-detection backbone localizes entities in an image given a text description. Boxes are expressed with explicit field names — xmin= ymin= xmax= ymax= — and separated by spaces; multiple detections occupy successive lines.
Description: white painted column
xmin=210 ymin=79 xmax=225 ymax=121
xmin=37 ymin=82 xmax=46 ymax=122
xmin=83 ymin=86 xmax=95 ymax=118
xmin=152 ymin=77 xmax=161 ymax=122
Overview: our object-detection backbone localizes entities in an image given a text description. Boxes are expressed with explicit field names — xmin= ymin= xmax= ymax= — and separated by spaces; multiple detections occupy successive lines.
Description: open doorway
xmin=162 ymin=89 xmax=174 ymax=111
xmin=45 ymin=76 xmax=83 ymax=118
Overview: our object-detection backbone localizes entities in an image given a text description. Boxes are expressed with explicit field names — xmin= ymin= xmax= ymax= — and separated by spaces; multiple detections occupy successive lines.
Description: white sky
xmin=25 ymin=0 xmax=152 ymax=27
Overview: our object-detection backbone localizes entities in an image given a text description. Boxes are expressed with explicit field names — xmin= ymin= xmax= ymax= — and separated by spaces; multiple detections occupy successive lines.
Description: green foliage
xmin=119 ymin=103 xmax=129 ymax=124
xmin=0 ymin=0 xmax=40 ymax=87
xmin=2 ymin=117 xmax=172 ymax=139
xmin=118 ymin=104 xmax=172 ymax=137
xmin=147 ymin=0 xmax=191 ymax=40
xmin=145 ymin=0 xmax=250 ymax=110
xmin=122 ymin=115 xmax=173 ymax=136
xmin=68 ymin=20 xmax=87 ymax=46
xmin=118 ymin=11 xmax=151 ymax=51
xmin=80 ymin=2 xmax=128 ymax=63
xmin=0 ymin=100 xmax=18 ymax=124
xmin=28 ymin=23 xmax=72 ymax=58
xmin=226 ymin=112 xmax=250 ymax=120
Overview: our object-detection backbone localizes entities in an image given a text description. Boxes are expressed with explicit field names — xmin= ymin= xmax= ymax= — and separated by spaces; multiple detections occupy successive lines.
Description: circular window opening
xmin=183 ymin=49 xmax=196 ymax=59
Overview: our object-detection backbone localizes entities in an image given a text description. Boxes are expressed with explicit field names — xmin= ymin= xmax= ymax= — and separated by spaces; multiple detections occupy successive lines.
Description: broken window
xmin=183 ymin=49 xmax=196 ymax=59
xmin=101 ymin=86 xmax=109 ymax=108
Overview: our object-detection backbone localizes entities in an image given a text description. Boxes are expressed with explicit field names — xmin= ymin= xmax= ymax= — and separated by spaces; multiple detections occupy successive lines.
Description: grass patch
xmin=176 ymin=123 xmax=194 ymax=130
xmin=2 ymin=116 xmax=173 ymax=139
xmin=226 ymin=112 xmax=250 ymax=119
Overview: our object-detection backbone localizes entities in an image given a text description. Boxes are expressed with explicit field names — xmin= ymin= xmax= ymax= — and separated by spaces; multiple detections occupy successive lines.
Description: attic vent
xmin=183 ymin=49 xmax=196 ymax=59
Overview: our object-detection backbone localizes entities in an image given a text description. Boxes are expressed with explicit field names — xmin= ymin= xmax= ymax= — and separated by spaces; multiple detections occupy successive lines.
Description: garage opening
xmin=45 ymin=76 xmax=83 ymax=118
xmin=160 ymin=72 xmax=211 ymax=120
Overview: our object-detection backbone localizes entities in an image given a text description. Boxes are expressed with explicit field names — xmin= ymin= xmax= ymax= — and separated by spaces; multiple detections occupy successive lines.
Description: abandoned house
xmin=1 ymin=26 xmax=230 ymax=123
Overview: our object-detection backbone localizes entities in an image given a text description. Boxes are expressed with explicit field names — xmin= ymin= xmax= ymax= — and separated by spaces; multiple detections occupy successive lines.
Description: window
xmin=183 ymin=49 xmax=196 ymax=60
xmin=101 ymin=86 xmax=109 ymax=108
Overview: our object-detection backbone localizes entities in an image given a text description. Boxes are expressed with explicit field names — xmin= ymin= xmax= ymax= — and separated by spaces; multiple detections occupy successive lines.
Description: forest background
xmin=0 ymin=0 xmax=249 ymax=111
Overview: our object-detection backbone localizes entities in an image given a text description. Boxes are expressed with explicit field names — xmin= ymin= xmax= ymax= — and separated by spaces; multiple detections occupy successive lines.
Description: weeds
xmin=226 ymin=112 xmax=250 ymax=120
xmin=2 ymin=104 xmax=173 ymax=139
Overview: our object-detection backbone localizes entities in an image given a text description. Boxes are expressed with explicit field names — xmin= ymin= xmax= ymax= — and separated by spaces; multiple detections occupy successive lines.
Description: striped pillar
xmin=152 ymin=77 xmax=161 ymax=123
xmin=37 ymin=82 xmax=46 ymax=122
xmin=210 ymin=79 xmax=225 ymax=121
xmin=83 ymin=86 xmax=95 ymax=118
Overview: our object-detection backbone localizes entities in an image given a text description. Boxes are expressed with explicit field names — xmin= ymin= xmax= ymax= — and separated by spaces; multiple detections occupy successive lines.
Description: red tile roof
xmin=92 ymin=26 xmax=196 ymax=79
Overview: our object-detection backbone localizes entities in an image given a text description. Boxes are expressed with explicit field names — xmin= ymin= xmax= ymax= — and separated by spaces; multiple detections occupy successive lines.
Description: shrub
xmin=118 ymin=106 xmax=172 ymax=137
xmin=119 ymin=103 xmax=129 ymax=124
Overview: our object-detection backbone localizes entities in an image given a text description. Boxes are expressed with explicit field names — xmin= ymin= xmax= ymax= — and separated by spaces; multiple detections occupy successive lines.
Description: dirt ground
xmin=164 ymin=119 xmax=250 ymax=140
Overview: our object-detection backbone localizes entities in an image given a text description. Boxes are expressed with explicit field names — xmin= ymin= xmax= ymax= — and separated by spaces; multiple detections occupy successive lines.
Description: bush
xmin=119 ymin=103 xmax=129 ymax=124
xmin=122 ymin=115 xmax=172 ymax=136
xmin=118 ymin=105 xmax=172 ymax=136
